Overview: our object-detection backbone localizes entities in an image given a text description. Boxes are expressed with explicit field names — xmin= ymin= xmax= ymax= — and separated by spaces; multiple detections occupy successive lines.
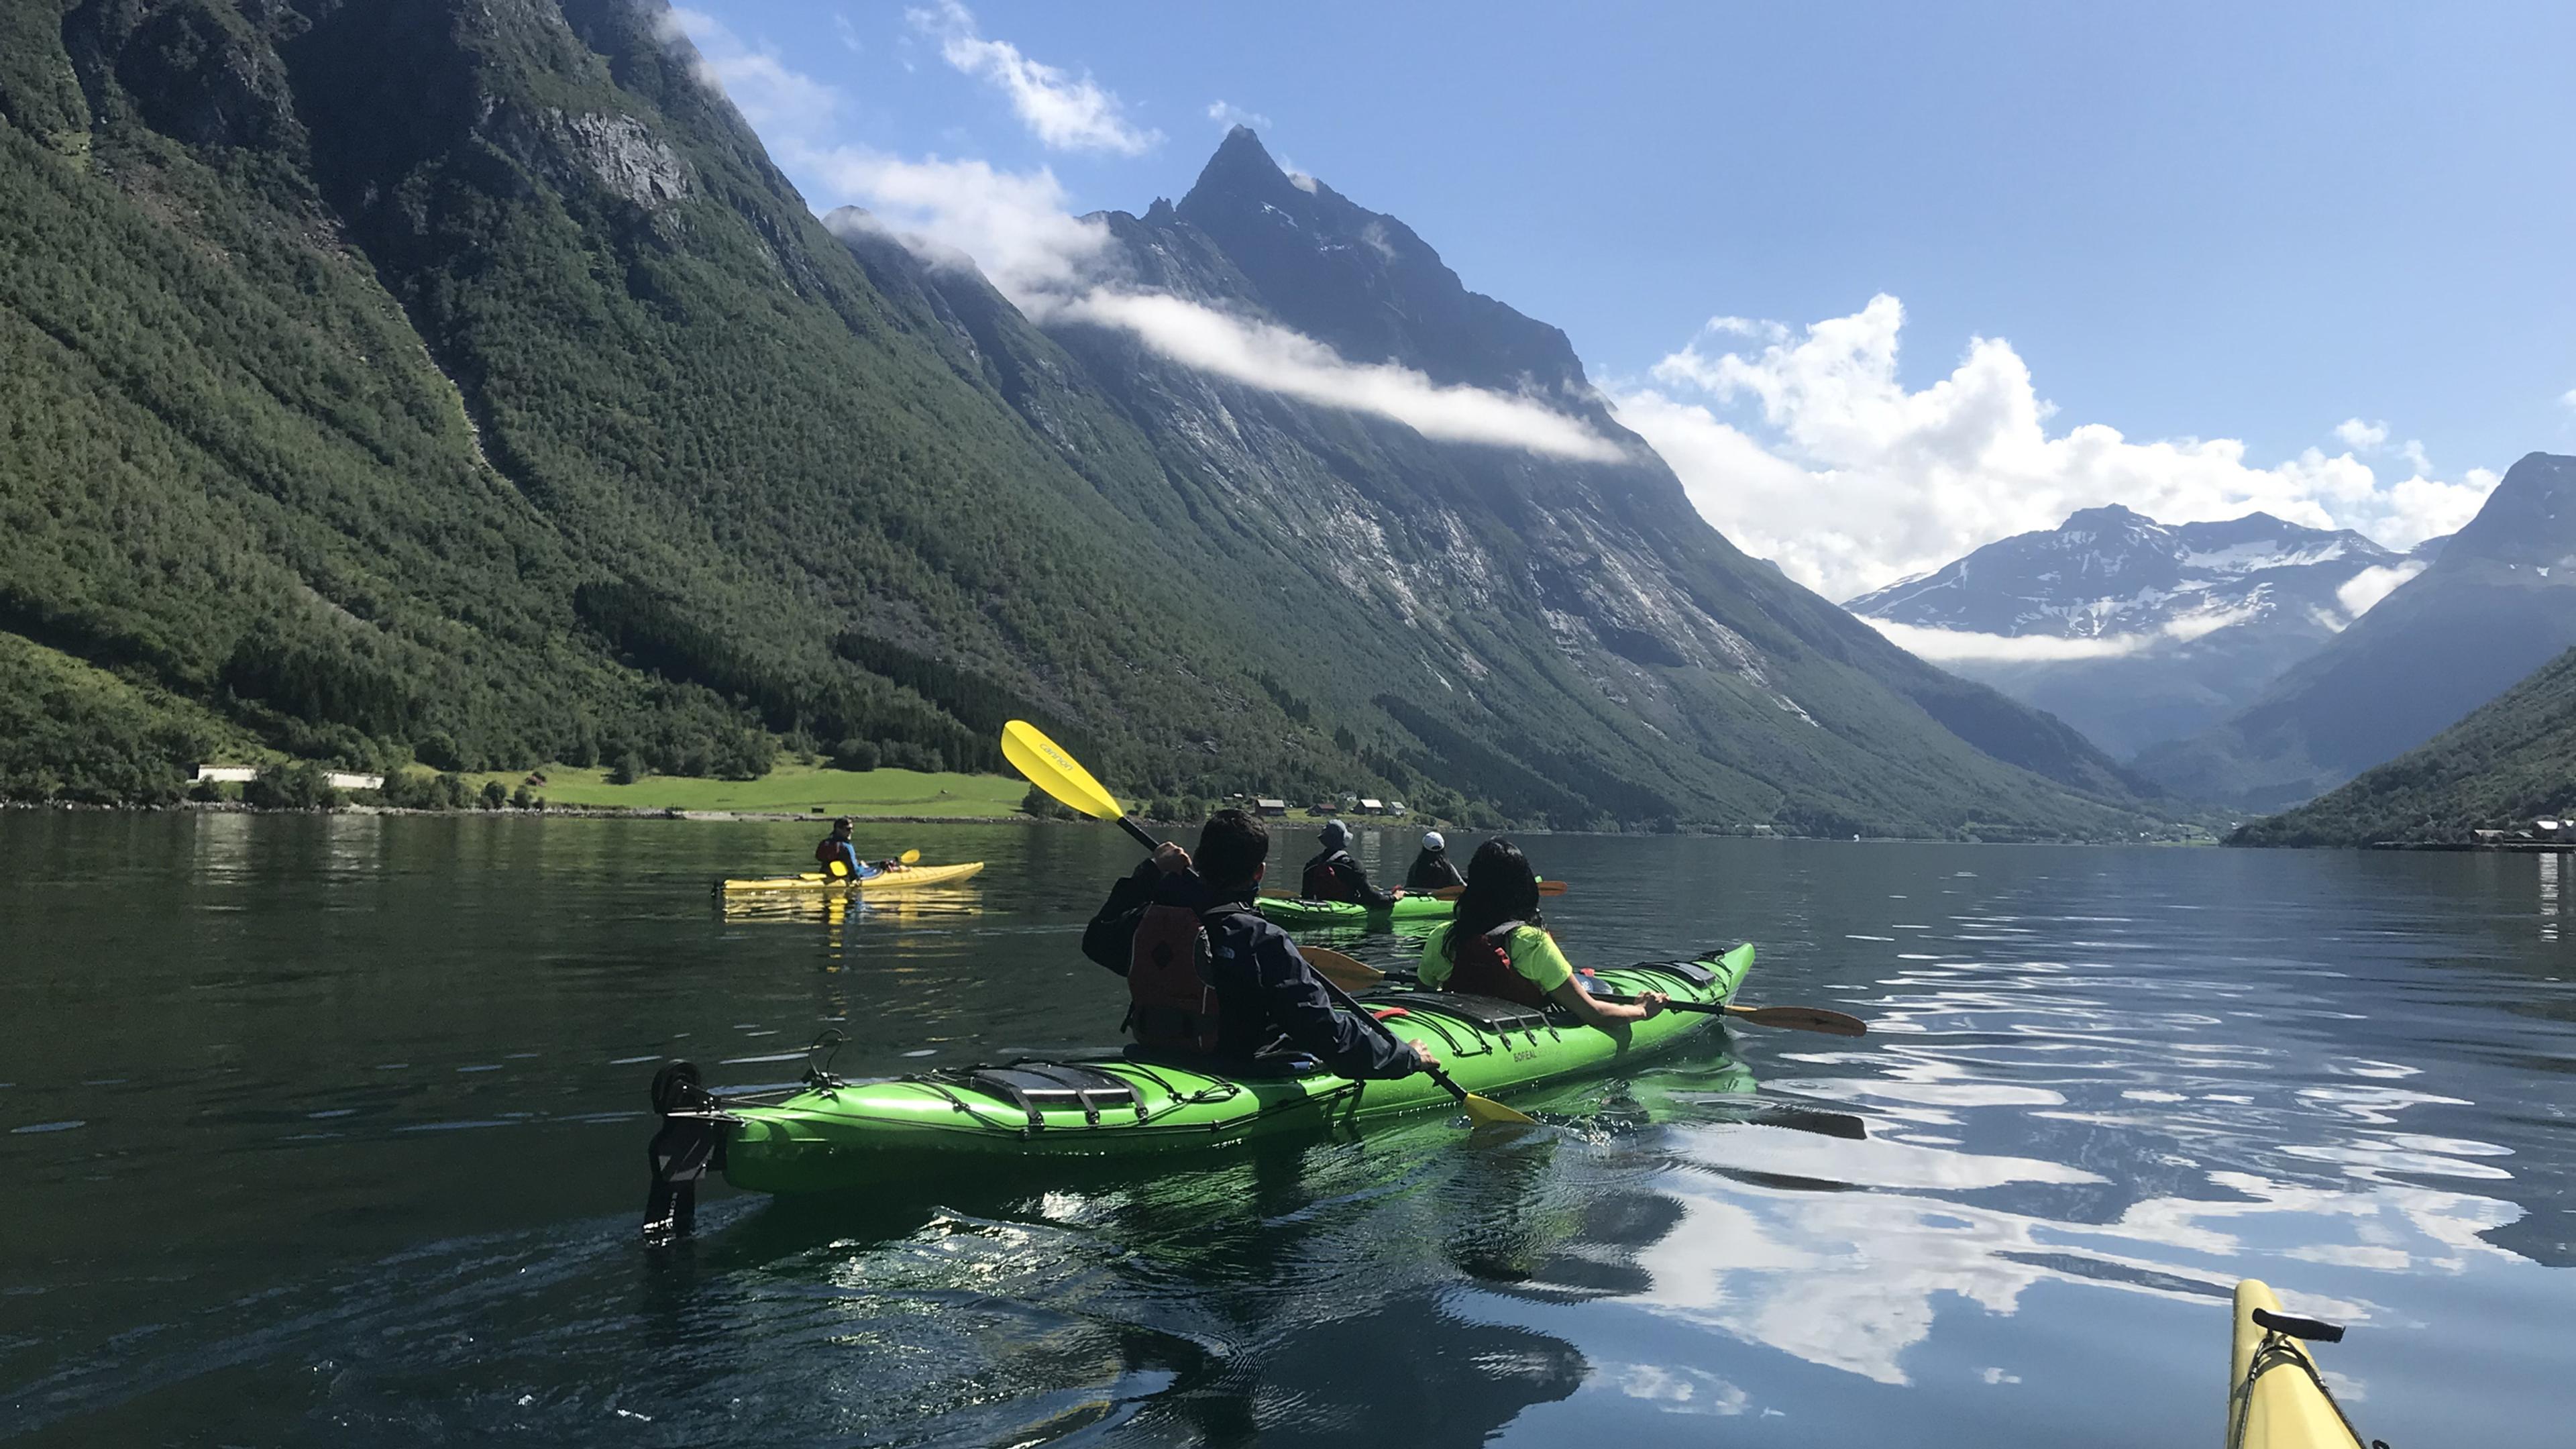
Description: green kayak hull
xmin=719 ymin=945 xmax=1754 ymax=1195
xmin=1254 ymin=893 xmax=1457 ymax=929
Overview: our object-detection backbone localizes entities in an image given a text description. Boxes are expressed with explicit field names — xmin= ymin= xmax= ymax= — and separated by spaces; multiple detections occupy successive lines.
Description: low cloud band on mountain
xmin=1843 ymin=505 xmax=2440 ymax=761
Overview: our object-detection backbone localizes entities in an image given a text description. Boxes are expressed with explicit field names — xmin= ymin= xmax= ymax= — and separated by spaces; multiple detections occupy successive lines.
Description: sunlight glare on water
xmin=2 ymin=814 xmax=2571 ymax=1446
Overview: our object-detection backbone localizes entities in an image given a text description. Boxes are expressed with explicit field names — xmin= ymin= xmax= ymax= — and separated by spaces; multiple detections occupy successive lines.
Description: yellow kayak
xmin=2226 ymin=1280 xmax=2366 ymax=1449
xmin=716 ymin=861 xmax=986 ymax=894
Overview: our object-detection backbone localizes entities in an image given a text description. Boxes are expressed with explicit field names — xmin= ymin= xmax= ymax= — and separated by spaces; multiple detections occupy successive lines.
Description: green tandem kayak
xmin=1254 ymin=892 xmax=1459 ymax=929
xmin=661 ymin=946 xmax=1753 ymax=1199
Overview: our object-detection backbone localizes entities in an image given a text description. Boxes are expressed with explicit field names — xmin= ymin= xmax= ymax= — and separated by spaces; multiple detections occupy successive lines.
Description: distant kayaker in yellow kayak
xmin=1405 ymin=830 xmax=1466 ymax=892
xmin=1419 ymin=839 xmax=1667 ymax=1034
xmin=814 ymin=817 xmax=902 ymax=880
xmin=1301 ymin=819 xmax=1404 ymax=905
xmin=1083 ymin=810 xmax=1437 ymax=1079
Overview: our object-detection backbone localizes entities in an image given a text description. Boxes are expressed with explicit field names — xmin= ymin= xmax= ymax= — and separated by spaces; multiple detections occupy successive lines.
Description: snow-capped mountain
xmin=1845 ymin=506 xmax=2440 ymax=759
xmin=1847 ymin=505 xmax=2414 ymax=640
xmin=2140 ymin=452 xmax=2576 ymax=808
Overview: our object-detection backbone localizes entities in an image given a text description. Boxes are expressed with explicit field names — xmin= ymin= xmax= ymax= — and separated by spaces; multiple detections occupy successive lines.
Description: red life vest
xmin=1441 ymin=922 xmax=1550 ymax=1008
xmin=1303 ymin=851 xmax=1354 ymax=901
xmin=814 ymin=839 xmax=853 ymax=876
xmin=1128 ymin=902 xmax=1234 ymax=1054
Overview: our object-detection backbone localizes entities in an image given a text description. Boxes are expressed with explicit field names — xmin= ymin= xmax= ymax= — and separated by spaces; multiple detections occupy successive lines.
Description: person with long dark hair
xmin=1419 ymin=839 xmax=1666 ymax=1032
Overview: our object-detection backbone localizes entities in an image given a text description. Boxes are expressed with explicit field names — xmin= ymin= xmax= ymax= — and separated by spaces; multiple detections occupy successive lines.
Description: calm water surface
xmin=3 ymin=813 xmax=2572 ymax=1445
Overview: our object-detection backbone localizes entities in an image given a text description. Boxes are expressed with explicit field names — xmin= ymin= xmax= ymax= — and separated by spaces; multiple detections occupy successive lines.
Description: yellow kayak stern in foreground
xmin=2228 ymin=1279 xmax=2367 ymax=1449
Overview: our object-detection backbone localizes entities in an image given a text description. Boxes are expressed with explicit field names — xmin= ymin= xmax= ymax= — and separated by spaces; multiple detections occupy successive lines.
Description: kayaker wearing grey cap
xmin=1405 ymin=830 xmax=1465 ymax=892
xmin=1299 ymin=819 xmax=1403 ymax=906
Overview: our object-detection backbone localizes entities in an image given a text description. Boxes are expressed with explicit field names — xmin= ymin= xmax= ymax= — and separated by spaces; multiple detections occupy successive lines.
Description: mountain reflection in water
xmin=3 ymin=816 xmax=2571 ymax=1446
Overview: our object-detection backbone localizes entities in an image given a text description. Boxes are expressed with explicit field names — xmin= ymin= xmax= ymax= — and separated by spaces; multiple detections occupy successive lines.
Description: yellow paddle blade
xmin=899 ymin=849 xmax=921 ymax=865
xmin=1462 ymin=1093 xmax=1538 ymax=1126
xmin=1300 ymin=946 xmax=1384 ymax=991
xmin=1002 ymin=720 xmax=1125 ymax=821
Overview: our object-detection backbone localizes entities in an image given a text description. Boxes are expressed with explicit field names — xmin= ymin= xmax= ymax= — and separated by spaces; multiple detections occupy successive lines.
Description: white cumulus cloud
xmin=908 ymin=0 xmax=1159 ymax=155
xmin=2561 ymin=387 xmax=2576 ymax=411
xmin=661 ymin=10 xmax=1617 ymax=463
xmin=2335 ymin=417 xmax=2389 ymax=451
xmin=1205 ymin=100 xmax=1271 ymax=131
xmin=666 ymin=7 xmax=841 ymax=138
xmin=1611 ymin=295 xmax=2502 ymax=601
xmin=815 ymin=156 xmax=1114 ymax=301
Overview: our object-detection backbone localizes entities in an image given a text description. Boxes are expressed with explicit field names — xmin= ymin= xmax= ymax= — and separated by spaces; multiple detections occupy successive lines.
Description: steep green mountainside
xmin=1 ymin=0 xmax=1339 ymax=799
xmin=2 ymin=0 xmax=2158 ymax=835
xmin=0 ymin=630 xmax=262 ymax=803
xmin=2233 ymin=645 xmax=2576 ymax=846
xmin=842 ymin=128 xmax=2156 ymax=837
xmin=2137 ymin=453 xmax=2576 ymax=810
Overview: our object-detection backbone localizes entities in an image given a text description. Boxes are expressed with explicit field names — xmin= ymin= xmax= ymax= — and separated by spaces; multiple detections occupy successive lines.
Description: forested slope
xmin=1 ymin=0 xmax=1334 ymax=802
xmin=2233 ymin=647 xmax=2576 ymax=847
xmin=1 ymin=0 xmax=2161 ymax=837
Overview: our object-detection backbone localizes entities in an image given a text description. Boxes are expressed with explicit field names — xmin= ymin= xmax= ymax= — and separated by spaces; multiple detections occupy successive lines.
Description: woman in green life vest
xmin=1417 ymin=838 xmax=1666 ymax=1034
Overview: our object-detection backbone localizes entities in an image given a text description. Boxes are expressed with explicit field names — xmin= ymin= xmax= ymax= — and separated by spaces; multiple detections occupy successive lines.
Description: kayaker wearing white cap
xmin=1405 ymin=830 xmax=1465 ymax=892
xmin=1299 ymin=819 xmax=1403 ymax=906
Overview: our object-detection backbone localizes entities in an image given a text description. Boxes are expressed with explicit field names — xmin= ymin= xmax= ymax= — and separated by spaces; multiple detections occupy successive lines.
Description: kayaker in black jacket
xmin=1084 ymin=810 xmax=1434 ymax=1079
xmin=1299 ymin=819 xmax=1402 ymax=906
xmin=1404 ymin=830 xmax=1466 ymax=892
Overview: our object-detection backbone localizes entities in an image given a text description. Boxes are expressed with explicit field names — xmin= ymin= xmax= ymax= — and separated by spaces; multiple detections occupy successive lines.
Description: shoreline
xmin=0 ymin=799 xmax=2222 ymax=844
xmin=2 ymin=799 xmax=1052 ymax=826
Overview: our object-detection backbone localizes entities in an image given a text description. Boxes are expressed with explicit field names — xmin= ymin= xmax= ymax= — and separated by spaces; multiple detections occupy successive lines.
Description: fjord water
xmin=3 ymin=815 xmax=2571 ymax=1446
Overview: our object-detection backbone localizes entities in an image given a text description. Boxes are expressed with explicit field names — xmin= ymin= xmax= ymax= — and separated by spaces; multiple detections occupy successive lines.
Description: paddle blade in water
xmin=1002 ymin=720 xmax=1125 ymax=821
xmin=1727 ymin=1004 xmax=1868 ymax=1036
xmin=1462 ymin=1093 xmax=1538 ymax=1126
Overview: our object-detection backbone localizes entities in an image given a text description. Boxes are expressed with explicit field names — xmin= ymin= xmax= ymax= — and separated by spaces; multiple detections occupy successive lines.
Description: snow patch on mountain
xmin=1845 ymin=505 xmax=2428 ymax=641
xmin=1845 ymin=504 xmax=2457 ymax=758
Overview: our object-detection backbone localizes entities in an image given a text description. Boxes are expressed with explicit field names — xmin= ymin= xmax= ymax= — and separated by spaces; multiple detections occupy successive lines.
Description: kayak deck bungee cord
xmin=640 ymin=945 xmax=1752 ymax=1221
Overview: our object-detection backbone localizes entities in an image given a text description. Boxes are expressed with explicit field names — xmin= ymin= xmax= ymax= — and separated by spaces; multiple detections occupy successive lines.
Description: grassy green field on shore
xmin=458 ymin=763 xmax=1029 ymax=817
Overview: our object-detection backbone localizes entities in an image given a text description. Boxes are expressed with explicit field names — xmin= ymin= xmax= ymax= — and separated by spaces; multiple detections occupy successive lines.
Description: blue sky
xmin=671 ymin=1 xmax=2576 ymax=596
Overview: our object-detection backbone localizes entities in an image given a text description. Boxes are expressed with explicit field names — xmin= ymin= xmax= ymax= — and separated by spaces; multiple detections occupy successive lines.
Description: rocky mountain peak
xmin=1195 ymin=124 xmax=1293 ymax=190
xmin=1165 ymin=130 xmax=1591 ymax=400
xmin=2444 ymin=452 xmax=2576 ymax=568
xmin=2061 ymin=502 xmax=2155 ymax=529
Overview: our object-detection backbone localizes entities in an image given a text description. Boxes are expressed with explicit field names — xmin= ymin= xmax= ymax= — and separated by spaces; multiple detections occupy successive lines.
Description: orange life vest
xmin=1441 ymin=922 xmax=1550 ymax=1008
xmin=1128 ymin=902 xmax=1238 ymax=1053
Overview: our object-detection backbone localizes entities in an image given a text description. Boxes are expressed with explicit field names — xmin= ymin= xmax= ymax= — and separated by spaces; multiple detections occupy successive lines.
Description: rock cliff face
xmin=1846 ymin=505 xmax=2428 ymax=758
xmin=843 ymin=128 xmax=2157 ymax=833
xmin=2136 ymin=453 xmax=2576 ymax=808
xmin=2 ymin=3 xmax=2159 ymax=834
